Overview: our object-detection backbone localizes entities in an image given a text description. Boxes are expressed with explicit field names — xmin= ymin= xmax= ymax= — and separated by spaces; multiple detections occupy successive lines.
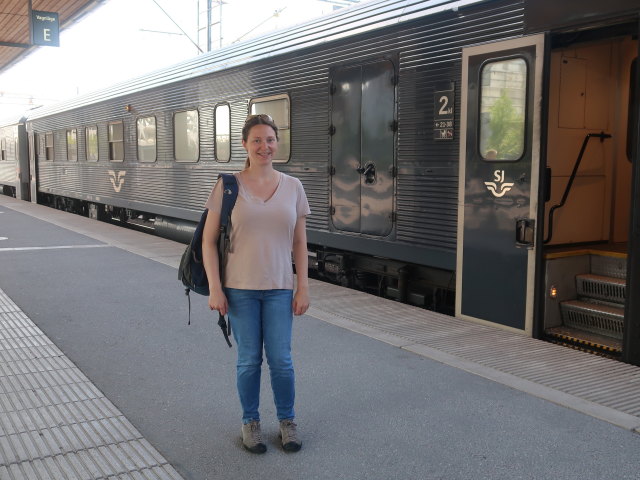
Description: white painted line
xmin=0 ymin=244 xmax=111 ymax=252
xmin=0 ymin=237 xmax=7 ymax=241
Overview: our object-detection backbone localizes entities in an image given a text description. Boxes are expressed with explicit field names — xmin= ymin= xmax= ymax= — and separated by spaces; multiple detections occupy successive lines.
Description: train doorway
xmin=329 ymin=60 xmax=396 ymax=237
xmin=540 ymin=28 xmax=637 ymax=359
xmin=28 ymin=133 xmax=37 ymax=203
xmin=456 ymin=35 xmax=545 ymax=334
xmin=16 ymin=123 xmax=30 ymax=202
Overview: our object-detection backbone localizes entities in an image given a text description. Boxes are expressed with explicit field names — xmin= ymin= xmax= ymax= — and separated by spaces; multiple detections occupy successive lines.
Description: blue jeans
xmin=225 ymin=288 xmax=295 ymax=424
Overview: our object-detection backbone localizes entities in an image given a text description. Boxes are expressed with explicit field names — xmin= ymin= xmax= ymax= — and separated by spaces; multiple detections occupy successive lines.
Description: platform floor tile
xmin=0 ymin=290 xmax=184 ymax=480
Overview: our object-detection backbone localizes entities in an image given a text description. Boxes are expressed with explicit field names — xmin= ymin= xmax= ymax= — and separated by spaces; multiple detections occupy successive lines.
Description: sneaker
xmin=279 ymin=419 xmax=302 ymax=452
xmin=242 ymin=420 xmax=267 ymax=454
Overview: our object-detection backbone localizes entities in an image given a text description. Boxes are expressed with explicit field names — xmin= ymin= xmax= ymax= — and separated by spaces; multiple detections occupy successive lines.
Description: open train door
xmin=456 ymin=35 xmax=545 ymax=333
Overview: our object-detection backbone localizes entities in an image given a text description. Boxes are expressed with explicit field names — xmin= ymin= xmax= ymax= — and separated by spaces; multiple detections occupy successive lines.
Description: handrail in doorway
xmin=544 ymin=132 xmax=612 ymax=244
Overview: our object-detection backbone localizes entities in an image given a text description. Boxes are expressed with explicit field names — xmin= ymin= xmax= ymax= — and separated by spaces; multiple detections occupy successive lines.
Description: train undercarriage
xmin=35 ymin=190 xmax=456 ymax=315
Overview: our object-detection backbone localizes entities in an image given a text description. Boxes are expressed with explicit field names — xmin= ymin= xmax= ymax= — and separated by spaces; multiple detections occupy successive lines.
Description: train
xmin=1 ymin=0 xmax=639 ymax=365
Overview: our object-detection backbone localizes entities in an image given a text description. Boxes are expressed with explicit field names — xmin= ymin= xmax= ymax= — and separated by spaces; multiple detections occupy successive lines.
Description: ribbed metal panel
xmin=0 ymin=124 xmax=20 ymax=186
xmin=561 ymin=300 xmax=624 ymax=339
xmin=0 ymin=163 xmax=16 ymax=184
xmin=576 ymin=274 xmax=626 ymax=305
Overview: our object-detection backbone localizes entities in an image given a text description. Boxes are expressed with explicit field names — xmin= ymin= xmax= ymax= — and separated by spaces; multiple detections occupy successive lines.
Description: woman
xmin=202 ymin=113 xmax=310 ymax=454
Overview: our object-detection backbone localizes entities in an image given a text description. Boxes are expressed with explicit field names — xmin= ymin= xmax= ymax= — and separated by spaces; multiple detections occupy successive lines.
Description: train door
xmin=456 ymin=35 xmax=545 ymax=333
xmin=329 ymin=59 xmax=396 ymax=236
xmin=17 ymin=124 xmax=30 ymax=201
xmin=28 ymin=132 xmax=37 ymax=203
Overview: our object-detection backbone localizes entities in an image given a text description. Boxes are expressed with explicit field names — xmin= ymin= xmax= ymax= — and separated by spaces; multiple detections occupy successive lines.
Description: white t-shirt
xmin=205 ymin=172 xmax=311 ymax=290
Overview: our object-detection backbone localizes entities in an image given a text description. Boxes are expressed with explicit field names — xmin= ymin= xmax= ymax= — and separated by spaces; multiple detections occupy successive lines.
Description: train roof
xmin=26 ymin=0 xmax=485 ymax=121
xmin=0 ymin=114 xmax=28 ymax=128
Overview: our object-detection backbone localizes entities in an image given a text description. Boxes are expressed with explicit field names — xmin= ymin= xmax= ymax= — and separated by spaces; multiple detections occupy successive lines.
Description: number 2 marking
xmin=438 ymin=95 xmax=449 ymax=115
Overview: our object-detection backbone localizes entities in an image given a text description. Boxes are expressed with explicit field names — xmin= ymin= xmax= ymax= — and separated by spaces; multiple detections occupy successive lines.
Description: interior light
xmin=549 ymin=285 xmax=558 ymax=299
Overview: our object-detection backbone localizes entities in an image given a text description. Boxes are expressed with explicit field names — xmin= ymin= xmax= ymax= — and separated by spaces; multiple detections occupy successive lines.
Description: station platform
xmin=1 ymin=195 xmax=640 ymax=480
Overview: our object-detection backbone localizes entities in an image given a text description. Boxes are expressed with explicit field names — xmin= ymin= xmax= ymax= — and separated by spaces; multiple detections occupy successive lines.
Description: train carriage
xmin=12 ymin=0 xmax=640 ymax=364
xmin=0 ymin=117 xmax=29 ymax=200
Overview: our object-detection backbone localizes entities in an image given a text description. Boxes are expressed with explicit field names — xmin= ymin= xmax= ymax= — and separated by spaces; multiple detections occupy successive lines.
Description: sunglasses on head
xmin=246 ymin=113 xmax=273 ymax=122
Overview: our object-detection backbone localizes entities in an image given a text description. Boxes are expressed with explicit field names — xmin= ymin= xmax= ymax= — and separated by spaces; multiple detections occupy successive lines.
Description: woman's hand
xmin=208 ymin=286 xmax=228 ymax=316
xmin=293 ymin=287 xmax=310 ymax=316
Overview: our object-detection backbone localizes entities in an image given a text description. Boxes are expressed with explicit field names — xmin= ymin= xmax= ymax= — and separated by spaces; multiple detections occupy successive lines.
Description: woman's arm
xmin=202 ymin=185 xmax=228 ymax=316
xmin=292 ymin=215 xmax=309 ymax=316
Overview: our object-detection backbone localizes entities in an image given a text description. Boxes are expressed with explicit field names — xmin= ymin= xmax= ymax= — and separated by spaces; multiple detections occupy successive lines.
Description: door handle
xmin=356 ymin=164 xmax=374 ymax=175
xmin=515 ymin=218 xmax=535 ymax=248
xmin=357 ymin=163 xmax=376 ymax=184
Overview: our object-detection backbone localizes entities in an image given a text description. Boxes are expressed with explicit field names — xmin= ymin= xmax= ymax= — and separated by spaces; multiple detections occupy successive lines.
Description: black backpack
xmin=178 ymin=173 xmax=238 ymax=347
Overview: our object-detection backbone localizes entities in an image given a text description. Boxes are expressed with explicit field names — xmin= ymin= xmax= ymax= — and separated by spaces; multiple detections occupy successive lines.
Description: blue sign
xmin=31 ymin=10 xmax=60 ymax=47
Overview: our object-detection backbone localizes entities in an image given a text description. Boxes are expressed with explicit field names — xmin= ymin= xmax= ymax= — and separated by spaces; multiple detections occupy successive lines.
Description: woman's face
xmin=242 ymin=124 xmax=278 ymax=166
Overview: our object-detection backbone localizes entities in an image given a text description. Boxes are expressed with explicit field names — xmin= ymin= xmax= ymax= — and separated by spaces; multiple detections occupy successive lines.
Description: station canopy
xmin=0 ymin=0 xmax=102 ymax=75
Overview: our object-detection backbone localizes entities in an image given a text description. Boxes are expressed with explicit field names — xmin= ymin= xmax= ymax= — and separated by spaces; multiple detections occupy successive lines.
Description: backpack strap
xmin=217 ymin=173 xmax=238 ymax=348
xmin=219 ymin=173 xmax=238 ymax=230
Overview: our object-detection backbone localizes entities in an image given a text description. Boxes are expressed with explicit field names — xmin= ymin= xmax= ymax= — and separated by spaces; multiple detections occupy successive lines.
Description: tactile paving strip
xmin=0 ymin=289 xmax=184 ymax=480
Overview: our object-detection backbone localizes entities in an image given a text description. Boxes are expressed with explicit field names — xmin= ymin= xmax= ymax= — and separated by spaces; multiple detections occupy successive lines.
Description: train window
xmin=479 ymin=57 xmax=527 ymax=161
xmin=174 ymin=110 xmax=199 ymax=162
xmin=215 ymin=104 xmax=231 ymax=162
xmin=249 ymin=94 xmax=290 ymax=162
xmin=86 ymin=126 xmax=98 ymax=162
xmin=137 ymin=116 xmax=157 ymax=162
xmin=0 ymin=138 xmax=5 ymax=161
xmin=66 ymin=129 xmax=78 ymax=162
xmin=108 ymin=122 xmax=124 ymax=162
xmin=45 ymin=133 xmax=54 ymax=161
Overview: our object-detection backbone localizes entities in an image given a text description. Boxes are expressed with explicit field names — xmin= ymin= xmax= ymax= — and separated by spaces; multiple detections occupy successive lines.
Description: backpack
xmin=178 ymin=173 xmax=238 ymax=347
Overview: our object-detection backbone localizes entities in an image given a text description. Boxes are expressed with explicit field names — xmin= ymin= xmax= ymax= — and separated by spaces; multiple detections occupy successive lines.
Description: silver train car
xmin=2 ymin=0 xmax=640 ymax=365
xmin=0 ymin=117 xmax=29 ymax=199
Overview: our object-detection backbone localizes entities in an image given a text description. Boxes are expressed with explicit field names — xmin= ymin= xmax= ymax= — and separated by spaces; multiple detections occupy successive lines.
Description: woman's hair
xmin=242 ymin=114 xmax=279 ymax=168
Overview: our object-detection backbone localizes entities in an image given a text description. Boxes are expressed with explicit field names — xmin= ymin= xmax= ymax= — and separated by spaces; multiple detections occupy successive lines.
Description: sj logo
xmin=107 ymin=170 xmax=126 ymax=193
xmin=484 ymin=170 xmax=514 ymax=198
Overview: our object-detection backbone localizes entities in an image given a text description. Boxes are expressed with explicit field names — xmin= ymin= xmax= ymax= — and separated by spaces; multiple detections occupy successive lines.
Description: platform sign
xmin=31 ymin=11 xmax=60 ymax=47
xmin=434 ymin=82 xmax=454 ymax=140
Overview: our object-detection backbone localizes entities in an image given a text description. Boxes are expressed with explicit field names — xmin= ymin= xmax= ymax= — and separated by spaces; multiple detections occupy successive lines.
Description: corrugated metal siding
xmin=394 ymin=0 xmax=525 ymax=250
xmin=0 ymin=124 xmax=19 ymax=186
xmin=286 ymin=87 xmax=331 ymax=231
xmin=28 ymin=0 xmax=525 ymax=265
xmin=0 ymin=163 xmax=16 ymax=184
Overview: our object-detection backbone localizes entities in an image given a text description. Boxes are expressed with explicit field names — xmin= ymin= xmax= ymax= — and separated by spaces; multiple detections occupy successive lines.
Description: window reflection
xmin=137 ymin=116 xmax=157 ymax=162
xmin=215 ymin=104 xmax=231 ymax=162
xmin=45 ymin=133 xmax=54 ymax=161
xmin=67 ymin=129 xmax=77 ymax=161
xmin=479 ymin=58 xmax=527 ymax=161
xmin=108 ymin=122 xmax=124 ymax=161
xmin=86 ymin=126 xmax=98 ymax=162
xmin=175 ymin=110 xmax=199 ymax=162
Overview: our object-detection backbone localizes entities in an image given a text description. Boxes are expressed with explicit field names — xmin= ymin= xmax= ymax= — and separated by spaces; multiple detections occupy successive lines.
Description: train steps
xmin=546 ymin=251 xmax=626 ymax=358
